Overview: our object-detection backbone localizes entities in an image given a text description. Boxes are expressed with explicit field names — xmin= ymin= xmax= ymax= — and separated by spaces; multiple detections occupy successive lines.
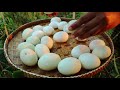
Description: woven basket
xmin=4 ymin=18 xmax=114 ymax=78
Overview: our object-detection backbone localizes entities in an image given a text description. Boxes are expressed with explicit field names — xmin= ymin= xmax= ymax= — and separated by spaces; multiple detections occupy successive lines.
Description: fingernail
xmin=68 ymin=26 xmax=72 ymax=31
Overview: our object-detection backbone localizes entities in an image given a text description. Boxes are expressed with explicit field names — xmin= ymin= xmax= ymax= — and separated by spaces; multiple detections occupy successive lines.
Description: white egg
xmin=20 ymin=48 xmax=38 ymax=66
xmin=38 ymin=53 xmax=61 ymax=71
xmin=53 ymin=31 xmax=69 ymax=43
xmin=63 ymin=24 xmax=74 ymax=33
xmin=92 ymin=45 xmax=111 ymax=60
xmin=71 ymin=45 xmax=90 ymax=58
xmin=43 ymin=26 xmax=55 ymax=36
xmin=32 ymin=31 xmax=45 ymax=39
xmin=17 ymin=42 xmax=35 ymax=52
xmin=68 ymin=20 xmax=77 ymax=26
xmin=51 ymin=17 xmax=61 ymax=22
xmin=79 ymin=53 xmax=101 ymax=70
xmin=26 ymin=36 xmax=40 ymax=45
xmin=41 ymin=36 xmax=53 ymax=49
xmin=49 ymin=21 xmax=58 ymax=29
xmin=58 ymin=57 xmax=81 ymax=76
xmin=89 ymin=39 xmax=106 ymax=50
xmin=33 ymin=25 xmax=43 ymax=31
xmin=58 ymin=21 xmax=67 ymax=30
xmin=35 ymin=44 xmax=50 ymax=58
xmin=22 ymin=28 xmax=33 ymax=40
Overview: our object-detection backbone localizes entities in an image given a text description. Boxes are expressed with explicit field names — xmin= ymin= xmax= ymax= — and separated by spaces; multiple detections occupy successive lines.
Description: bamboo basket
xmin=4 ymin=18 xmax=114 ymax=78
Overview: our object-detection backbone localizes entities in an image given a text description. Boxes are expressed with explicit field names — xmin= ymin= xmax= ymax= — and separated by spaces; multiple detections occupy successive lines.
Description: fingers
xmin=77 ymin=22 xmax=107 ymax=39
xmin=72 ymin=16 xmax=106 ymax=38
xmin=71 ymin=13 xmax=107 ymax=39
xmin=69 ymin=12 xmax=96 ymax=30
xmin=72 ymin=24 xmax=85 ymax=38
xmin=82 ymin=14 xmax=106 ymax=31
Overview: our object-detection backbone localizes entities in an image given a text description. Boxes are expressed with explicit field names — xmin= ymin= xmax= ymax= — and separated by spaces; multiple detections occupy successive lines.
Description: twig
xmin=0 ymin=12 xmax=9 ymax=37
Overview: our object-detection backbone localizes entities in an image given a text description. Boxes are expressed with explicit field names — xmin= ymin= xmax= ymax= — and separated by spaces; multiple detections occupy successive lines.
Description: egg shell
xmin=53 ymin=31 xmax=69 ymax=43
xmin=35 ymin=44 xmax=50 ymax=58
xmin=43 ymin=26 xmax=55 ymax=36
xmin=41 ymin=36 xmax=53 ymax=49
xmin=32 ymin=31 xmax=45 ymax=39
xmin=58 ymin=57 xmax=81 ymax=76
xmin=71 ymin=45 xmax=90 ymax=58
xmin=51 ymin=17 xmax=61 ymax=22
xmin=92 ymin=45 xmax=111 ymax=60
xmin=49 ymin=21 xmax=58 ymax=29
xmin=26 ymin=36 xmax=40 ymax=45
xmin=33 ymin=25 xmax=43 ymax=31
xmin=68 ymin=20 xmax=77 ymax=26
xmin=20 ymin=48 xmax=38 ymax=66
xmin=22 ymin=28 xmax=33 ymax=40
xmin=58 ymin=21 xmax=68 ymax=30
xmin=17 ymin=42 xmax=35 ymax=52
xmin=79 ymin=53 xmax=101 ymax=70
xmin=38 ymin=53 xmax=61 ymax=71
xmin=89 ymin=39 xmax=106 ymax=50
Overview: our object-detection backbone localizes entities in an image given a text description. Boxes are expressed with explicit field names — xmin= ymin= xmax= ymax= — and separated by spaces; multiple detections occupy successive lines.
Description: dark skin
xmin=69 ymin=12 xmax=120 ymax=39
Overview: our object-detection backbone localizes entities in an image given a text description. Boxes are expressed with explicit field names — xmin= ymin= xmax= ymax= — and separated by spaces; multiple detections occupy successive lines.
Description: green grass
xmin=0 ymin=12 xmax=120 ymax=78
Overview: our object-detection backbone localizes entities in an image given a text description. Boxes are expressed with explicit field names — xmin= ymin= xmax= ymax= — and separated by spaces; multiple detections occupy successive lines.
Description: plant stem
xmin=72 ymin=12 xmax=76 ymax=19
xmin=0 ymin=12 xmax=9 ymax=37
xmin=115 ymin=75 xmax=120 ymax=78
xmin=112 ymin=31 xmax=120 ymax=40
xmin=0 ymin=48 xmax=3 ymax=50
xmin=113 ymin=55 xmax=120 ymax=75
xmin=115 ymin=57 xmax=120 ymax=60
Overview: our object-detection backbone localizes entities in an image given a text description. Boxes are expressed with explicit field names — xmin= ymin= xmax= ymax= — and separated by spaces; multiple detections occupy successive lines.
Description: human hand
xmin=69 ymin=12 xmax=120 ymax=39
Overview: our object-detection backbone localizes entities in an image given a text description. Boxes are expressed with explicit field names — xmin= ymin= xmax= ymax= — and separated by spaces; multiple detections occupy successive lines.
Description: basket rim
xmin=4 ymin=18 xmax=114 ymax=78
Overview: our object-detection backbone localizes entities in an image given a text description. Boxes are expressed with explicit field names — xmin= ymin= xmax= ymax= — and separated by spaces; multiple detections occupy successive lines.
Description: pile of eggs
xmin=17 ymin=17 xmax=112 ymax=76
